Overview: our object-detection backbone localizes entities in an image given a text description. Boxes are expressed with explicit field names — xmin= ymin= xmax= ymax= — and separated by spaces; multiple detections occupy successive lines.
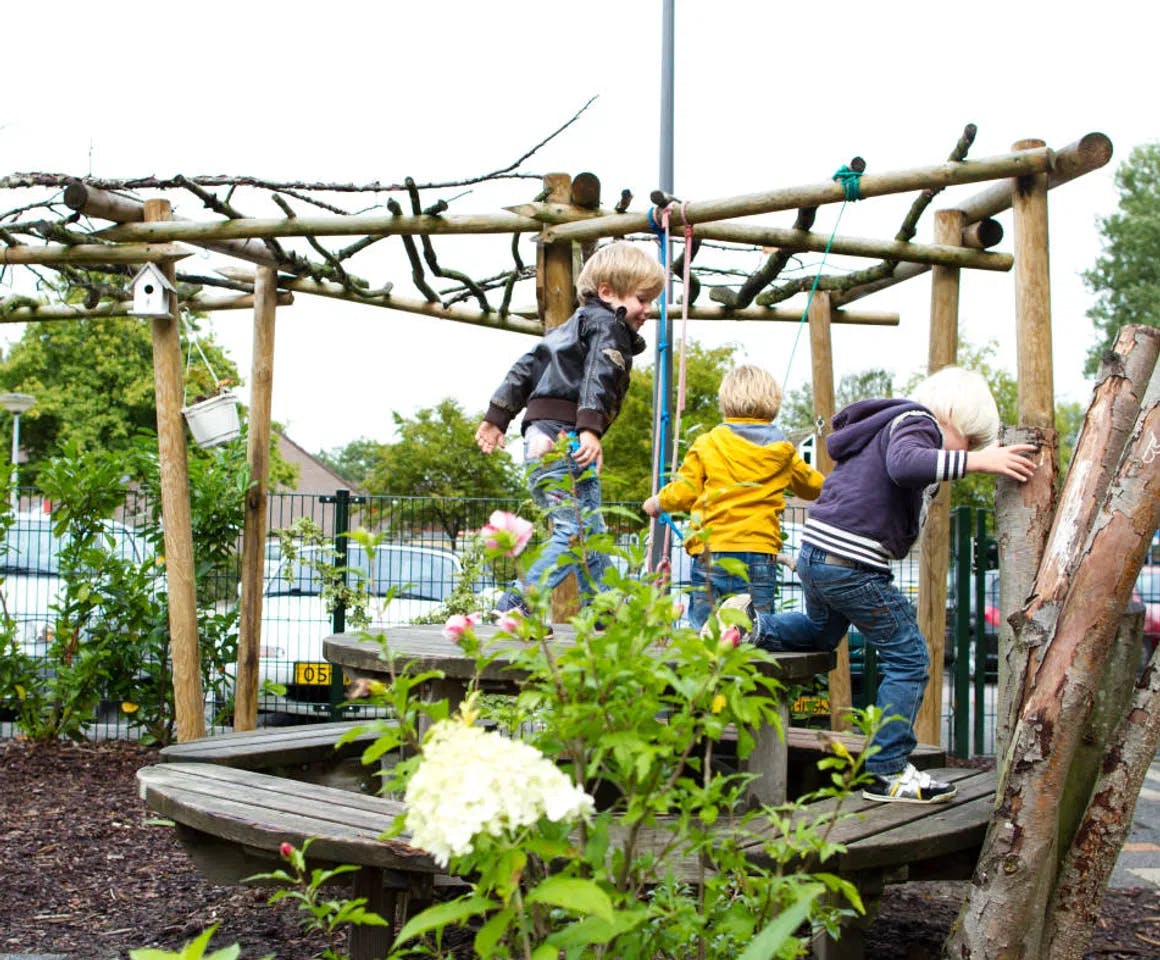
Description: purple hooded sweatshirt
xmin=801 ymin=398 xmax=969 ymax=570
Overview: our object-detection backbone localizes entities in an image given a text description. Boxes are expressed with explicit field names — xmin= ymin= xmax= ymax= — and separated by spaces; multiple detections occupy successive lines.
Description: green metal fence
xmin=1 ymin=489 xmax=996 ymax=754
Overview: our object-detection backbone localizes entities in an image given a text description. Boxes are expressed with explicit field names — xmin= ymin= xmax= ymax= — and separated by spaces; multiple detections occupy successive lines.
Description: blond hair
xmin=910 ymin=366 xmax=1000 ymax=450
xmin=718 ymin=364 xmax=782 ymax=420
xmin=576 ymin=241 xmax=666 ymax=302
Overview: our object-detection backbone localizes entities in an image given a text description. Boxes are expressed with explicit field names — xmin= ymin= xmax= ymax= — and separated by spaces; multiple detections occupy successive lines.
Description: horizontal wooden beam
xmin=0 ymin=243 xmax=191 ymax=266
xmin=953 ymin=133 xmax=1112 ymax=223
xmin=540 ymin=147 xmax=1055 ymax=244
xmin=691 ymin=222 xmax=1012 ymax=271
xmin=95 ymin=210 xmax=543 ymax=244
xmin=680 ymin=303 xmax=898 ymax=325
xmin=64 ymin=180 xmax=282 ymax=267
xmin=0 ymin=291 xmax=293 ymax=323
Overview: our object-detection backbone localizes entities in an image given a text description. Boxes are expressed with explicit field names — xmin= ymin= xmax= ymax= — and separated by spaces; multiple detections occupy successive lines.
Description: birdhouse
xmin=129 ymin=262 xmax=177 ymax=318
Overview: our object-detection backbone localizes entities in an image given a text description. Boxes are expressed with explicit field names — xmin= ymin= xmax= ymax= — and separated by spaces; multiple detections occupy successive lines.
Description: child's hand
xmin=967 ymin=443 xmax=1038 ymax=482
xmin=571 ymin=429 xmax=603 ymax=471
xmin=475 ymin=421 xmax=506 ymax=455
xmin=642 ymin=496 xmax=660 ymax=518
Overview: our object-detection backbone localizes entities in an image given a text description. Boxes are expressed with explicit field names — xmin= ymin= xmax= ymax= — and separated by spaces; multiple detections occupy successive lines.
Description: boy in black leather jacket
xmin=475 ymin=241 xmax=666 ymax=624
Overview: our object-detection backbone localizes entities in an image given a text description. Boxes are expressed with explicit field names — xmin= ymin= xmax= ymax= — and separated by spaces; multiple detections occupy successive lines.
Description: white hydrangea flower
xmin=405 ymin=719 xmax=594 ymax=867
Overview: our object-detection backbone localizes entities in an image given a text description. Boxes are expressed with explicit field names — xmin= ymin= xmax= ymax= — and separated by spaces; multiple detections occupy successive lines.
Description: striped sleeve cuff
xmin=935 ymin=448 xmax=968 ymax=481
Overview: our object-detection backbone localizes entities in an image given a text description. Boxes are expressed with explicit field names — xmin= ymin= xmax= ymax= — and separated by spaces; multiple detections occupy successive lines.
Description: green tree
xmin=779 ymin=367 xmax=897 ymax=434
xmin=0 ymin=315 xmax=237 ymax=484
xmin=316 ymin=437 xmax=384 ymax=487
xmin=601 ymin=340 xmax=740 ymax=505
xmin=1082 ymin=142 xmax=1160 ymax=374
xmin=364 ymin=398 xmax=524 ymax=544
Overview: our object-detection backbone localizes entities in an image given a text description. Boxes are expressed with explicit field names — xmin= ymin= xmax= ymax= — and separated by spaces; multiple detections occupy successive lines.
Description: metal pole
xmin=651 ymin=0 xmax=676 ymax=572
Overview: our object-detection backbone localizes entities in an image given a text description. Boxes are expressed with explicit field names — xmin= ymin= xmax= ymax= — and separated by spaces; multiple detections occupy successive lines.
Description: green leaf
xmin=737 ymin=884 xmax=824 ymax=960
xmin=525 ymin=876 xmax=613 ymax=923
xmin=473 ymin=906 xmax=515 ymax=958
xmin=393 ymin=895 xmax=494 ymax=946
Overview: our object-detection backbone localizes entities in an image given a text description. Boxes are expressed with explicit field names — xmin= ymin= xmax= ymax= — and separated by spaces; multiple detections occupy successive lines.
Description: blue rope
xmin=648 ymin=212 xmax=672 ymax=491
xmin=832 ymin=164 xmax=864 ymax=201
xmin=657 ymin=511 xmax=685 ymax=543
xmin=780 ymin=163 xmax=865 ymax=393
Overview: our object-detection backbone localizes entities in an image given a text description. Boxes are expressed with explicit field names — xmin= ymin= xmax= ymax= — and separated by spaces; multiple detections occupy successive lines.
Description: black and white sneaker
xmin=862 ymin=764 xmax=957 ymax=804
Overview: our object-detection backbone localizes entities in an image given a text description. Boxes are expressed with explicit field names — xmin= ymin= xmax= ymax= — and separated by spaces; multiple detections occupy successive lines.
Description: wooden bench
xmin=159 ymin=720 xmax=387 ymax=793
xmin=138 ymin=754 xmax=992 ymax=960
xmin=783 ymin=727 xmax=947 ymax=796
xmin=138 ymin=761 xmax=441 ymax=960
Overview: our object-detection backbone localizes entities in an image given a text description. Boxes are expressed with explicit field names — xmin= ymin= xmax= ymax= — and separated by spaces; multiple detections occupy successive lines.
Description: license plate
xmin=293 ymin=662 xmax=332 ymax=685
xmin=792 ymin=694 xmax=830 ymax=716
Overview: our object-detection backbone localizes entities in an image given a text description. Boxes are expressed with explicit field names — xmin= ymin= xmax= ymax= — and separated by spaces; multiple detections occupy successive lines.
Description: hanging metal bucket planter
xmin=181 ymin=391 xmax=242 ymax=448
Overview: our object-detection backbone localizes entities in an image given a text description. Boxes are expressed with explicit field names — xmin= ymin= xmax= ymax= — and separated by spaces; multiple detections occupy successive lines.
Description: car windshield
xmin=263 ymin=543 xmax=459 ymax=603
xmin=351 ymin=546 xmax=457 ymax=602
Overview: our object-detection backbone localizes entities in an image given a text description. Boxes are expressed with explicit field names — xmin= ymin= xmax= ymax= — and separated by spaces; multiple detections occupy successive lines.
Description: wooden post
xmin=808 ymin=292 xmax=852 ymax=729
xmin=145 ymin=198 xmax=205 ymax=742
xmin=537 ymin=174 xmax=581 ymax=623
xmin=234 ymin=265 xmax=278 ymax=731
xmin=1011 ymin=139 xmax=1055 ymax=430
xmin=915 ymin=209 xmax=963 ymax=746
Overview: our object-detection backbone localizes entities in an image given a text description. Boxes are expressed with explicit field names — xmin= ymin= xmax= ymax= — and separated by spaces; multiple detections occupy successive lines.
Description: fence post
xmin=973 ymin=509 xmax=991 ymax=755
xmin=952 ymin=506 xmax=972 ymax=758
xmin=321 ymin=488 xmax=366 ymax=719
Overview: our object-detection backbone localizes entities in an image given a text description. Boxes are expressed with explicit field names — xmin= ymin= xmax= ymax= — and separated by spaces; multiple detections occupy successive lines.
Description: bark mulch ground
xmin=2 ymin=738 xmax=1158 ymax=959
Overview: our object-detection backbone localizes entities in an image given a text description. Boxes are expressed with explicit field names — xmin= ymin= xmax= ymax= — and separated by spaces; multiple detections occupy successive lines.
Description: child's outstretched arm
xmin=966 ymin=443 xmax=1038 ymax=482
xmin=475 ymin=420 xmax=506 ymax=455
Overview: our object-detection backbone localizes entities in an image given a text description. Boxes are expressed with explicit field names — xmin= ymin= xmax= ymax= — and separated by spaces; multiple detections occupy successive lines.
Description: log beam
xmin=0 ymin=243 xmax=191 ymax=266
xmin=0 ymin=292 xmax=293 ymax=322
xmin=689 ymin=221 xmax=1012 ymax=271
xmin=953 ymin=133 xmax=1113 ymax=223
xmin=64 ymin=180 xmax=281 ymax=267
xmin=95 ymin=210 xmax=542 ymax=243
xmin=540 ymin=147 xmax=1054 ymax=245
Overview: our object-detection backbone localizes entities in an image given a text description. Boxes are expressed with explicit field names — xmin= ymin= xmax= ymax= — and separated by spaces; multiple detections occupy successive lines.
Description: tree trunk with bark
xmin=944 ymin=357 xmax=1160 ymax=959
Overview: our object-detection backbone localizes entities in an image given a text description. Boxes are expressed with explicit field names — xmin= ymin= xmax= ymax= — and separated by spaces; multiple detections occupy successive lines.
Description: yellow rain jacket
xmin=656 ymin=418 xmax=824 ymax=556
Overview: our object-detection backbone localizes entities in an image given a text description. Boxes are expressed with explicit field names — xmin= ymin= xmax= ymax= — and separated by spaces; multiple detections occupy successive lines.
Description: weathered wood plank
xmin=160 ymin=720 xmax=382 ymax=769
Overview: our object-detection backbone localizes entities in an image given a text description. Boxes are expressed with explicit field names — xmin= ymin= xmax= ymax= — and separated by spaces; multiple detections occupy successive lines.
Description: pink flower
xmin=481 ymin=511 xmax=534 ymax=557
xmin=443 ymin=612 xmax=482 ymax=643
xmin=719 ymin=626 xmax=742 ymax=649
xmin=279 ymin=842 xmax=294 ymax=859
xmin=495 ymin=612 xmax=523 ymax=633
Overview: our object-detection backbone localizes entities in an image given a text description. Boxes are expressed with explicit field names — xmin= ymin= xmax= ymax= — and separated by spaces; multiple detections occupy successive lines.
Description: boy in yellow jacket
xmin=643 ymin=364 xmax=824 ymax=632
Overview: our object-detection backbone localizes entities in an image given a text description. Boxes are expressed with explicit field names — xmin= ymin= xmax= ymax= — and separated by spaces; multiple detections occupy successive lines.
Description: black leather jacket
xmin=484 ymin=297 xmax=647 ymax=437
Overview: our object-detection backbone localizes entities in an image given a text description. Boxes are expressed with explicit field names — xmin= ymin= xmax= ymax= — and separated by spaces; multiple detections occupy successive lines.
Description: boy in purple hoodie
xmin=720 ymin=366 xmax=1037 ymax=803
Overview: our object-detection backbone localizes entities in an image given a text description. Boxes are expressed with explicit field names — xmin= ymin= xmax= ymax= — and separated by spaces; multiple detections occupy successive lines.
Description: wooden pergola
xmin=0 ymin=128 xmax=1113 ymax=745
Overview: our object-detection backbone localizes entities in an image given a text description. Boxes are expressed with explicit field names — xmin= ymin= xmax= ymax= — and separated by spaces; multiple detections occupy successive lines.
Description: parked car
xmin=944 ymin=568 xmax=1001 ymax=679
xmin=1133 ymin=564 xmax=1159 ymax=659
xmin=0 ymin=512 xmax=151 ymax=659
xmin=255 ymin=541 xmax=470 ymax=707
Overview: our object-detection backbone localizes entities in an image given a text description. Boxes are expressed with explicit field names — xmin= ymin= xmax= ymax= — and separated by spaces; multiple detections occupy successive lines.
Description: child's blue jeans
xmin=521 ymin=442 xmax=609 ymax=600
xmin=688 ymin=551 xmax=777 ymax=632
xmin=752 ymin=542 xmax=929 ymax=777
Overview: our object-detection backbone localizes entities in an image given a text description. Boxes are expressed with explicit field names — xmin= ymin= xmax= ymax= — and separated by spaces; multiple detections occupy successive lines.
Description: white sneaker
xmin=862 ymin=763 xmax=957 ymax=804
xmin=700 ymin=593 xmax=757 ymax=644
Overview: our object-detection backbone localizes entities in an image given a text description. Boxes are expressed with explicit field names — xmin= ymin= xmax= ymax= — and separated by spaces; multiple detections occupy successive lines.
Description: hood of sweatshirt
xmin=826 ymin=398 xmax=931 ymax=462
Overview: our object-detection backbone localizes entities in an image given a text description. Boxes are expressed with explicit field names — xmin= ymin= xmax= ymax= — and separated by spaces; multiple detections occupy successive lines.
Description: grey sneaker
xmin=702 ymin=593 xmax=757 ymax=644
xmin=862 ymin=764 xmax=957 ymax=804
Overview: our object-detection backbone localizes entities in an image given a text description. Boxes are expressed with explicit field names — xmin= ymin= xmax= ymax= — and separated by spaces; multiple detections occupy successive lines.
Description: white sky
xmin=2 ymin=1 xmax=1153 ymax=455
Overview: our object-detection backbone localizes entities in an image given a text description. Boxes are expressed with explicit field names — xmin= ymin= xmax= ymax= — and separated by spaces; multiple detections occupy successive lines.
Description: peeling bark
xmin=944 ymin=361 xmax=1160 ymax=959
xmin=1044 ymin=625 xmax=1160 ymax=960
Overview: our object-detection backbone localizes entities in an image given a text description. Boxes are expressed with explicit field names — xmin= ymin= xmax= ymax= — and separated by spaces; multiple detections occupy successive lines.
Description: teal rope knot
xmin=832 ymin=165 xmax=863 ymax=201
